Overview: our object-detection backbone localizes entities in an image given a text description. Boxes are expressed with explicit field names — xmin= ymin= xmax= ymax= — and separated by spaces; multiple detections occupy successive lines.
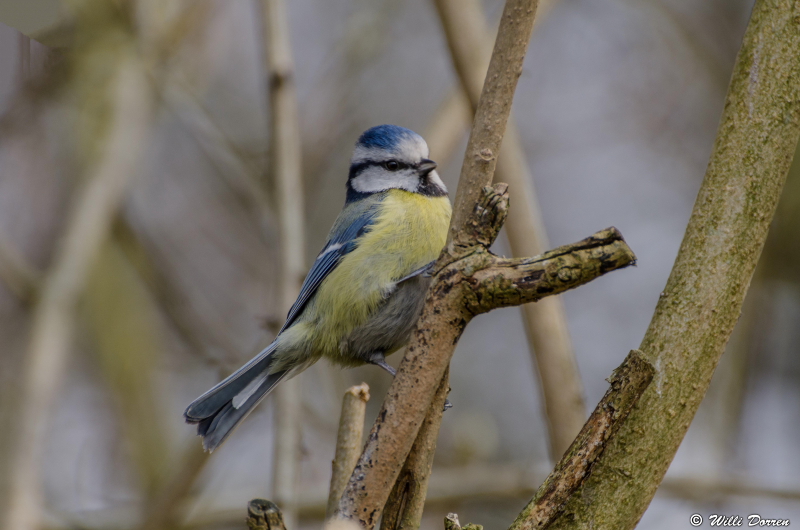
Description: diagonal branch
xmin=547 ymin=1 xmax=800 ymax=528
xmin=508 ymin=350 xmax=654 ymax=530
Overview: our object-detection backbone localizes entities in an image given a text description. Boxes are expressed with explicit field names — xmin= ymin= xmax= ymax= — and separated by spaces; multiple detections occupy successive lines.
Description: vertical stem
xmin=327 ymin=384 xmax=370 ymax=519
xmin=432 ymin=0 xmax=585 ymax=460
xmin=380 ymin=370 xmax=450 ymax=530
xmin=337 ymin=2 xmax=541 ymax=527
xmin=260 ymin=0 xmax=306 ymax=526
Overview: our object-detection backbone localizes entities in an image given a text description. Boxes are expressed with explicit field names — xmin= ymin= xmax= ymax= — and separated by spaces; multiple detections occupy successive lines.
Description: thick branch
xmin=548 ymin=1 xmax=800 ymax=528
xmin=327 ymin=384 xmax=370 ymax=519
xmin=509 ymin=351 xmax=654 ymax=530
xmin=380 ymin=370 xmax=451 ymax=530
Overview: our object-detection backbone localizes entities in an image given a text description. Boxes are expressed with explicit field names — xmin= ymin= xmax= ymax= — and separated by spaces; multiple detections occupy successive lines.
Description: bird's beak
xmin=418 ymin=159 xmax=438 ymax=176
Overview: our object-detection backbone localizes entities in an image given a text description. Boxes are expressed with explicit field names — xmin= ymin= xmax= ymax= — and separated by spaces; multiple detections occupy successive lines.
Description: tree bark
xmin=509 ymin=351 xmax=654 ymax=530
xmin=380 ymin=370 xmax=451 ymax=530
xmin=546 ymin=1 xmax=800 ymax=528
xmin=328 ymin=384 xmax=370 ymax=520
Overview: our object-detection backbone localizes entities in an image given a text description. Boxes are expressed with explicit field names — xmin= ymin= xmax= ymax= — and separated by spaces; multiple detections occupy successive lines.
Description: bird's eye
xmin=384 ymin=161 xmax=400 ymax=171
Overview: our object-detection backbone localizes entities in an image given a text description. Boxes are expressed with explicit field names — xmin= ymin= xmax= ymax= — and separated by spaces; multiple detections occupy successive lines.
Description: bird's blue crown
xmin=356 ymin=124 xmax=420 ymax=152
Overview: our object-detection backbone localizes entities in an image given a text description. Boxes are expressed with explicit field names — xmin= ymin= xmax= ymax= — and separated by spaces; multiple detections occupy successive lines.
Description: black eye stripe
xmin=348 ymin=159 xmax=412 ymax=179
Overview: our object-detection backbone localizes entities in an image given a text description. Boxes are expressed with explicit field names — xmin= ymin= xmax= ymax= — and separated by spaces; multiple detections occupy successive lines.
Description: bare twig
xmin=84 ymin=242 xmax=170 ymax=507
xmin=547 ymin=1 xmax=800 ymax=528
xmin=380 ymin=370 xmax=450 ymax=530
xmin=509 ymin=350 xmax=654 ymax=530
xmin=17 ymin=32 xmax=31 ymax=84
xmin=2 ymin=56 xmax=154 ymax=530
xmin=327 ymin=384 xmax=370 ymax=519
xmin=260 ymin=0 xmax=306 ymax=526
xmin=433 ymin=0 xmax=585 ymax=459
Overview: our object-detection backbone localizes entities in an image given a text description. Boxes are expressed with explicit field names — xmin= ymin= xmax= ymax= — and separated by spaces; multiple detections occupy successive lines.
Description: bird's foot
xmin=368 ymin=352 xmax=396 ymax=377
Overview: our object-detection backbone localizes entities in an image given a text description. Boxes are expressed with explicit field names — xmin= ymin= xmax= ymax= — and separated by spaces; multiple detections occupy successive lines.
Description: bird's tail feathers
xmin=184 ymin=340 xmax=287 ymax=451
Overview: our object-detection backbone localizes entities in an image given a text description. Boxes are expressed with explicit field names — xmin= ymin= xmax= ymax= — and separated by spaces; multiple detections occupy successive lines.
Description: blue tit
xmin=185 ymin=124 xmax=452 ymax=451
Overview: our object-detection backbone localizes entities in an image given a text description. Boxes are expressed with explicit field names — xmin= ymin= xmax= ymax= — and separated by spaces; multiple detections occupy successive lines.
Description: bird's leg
xmin=368 ymin=351 xmax=452 ymax=411
xmin=368 ymin=351 xmax=396 ymax=377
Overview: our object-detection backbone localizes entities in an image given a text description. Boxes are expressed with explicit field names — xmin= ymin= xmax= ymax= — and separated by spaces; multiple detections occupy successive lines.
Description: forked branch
xmin=335 ymin=184 xmax=636 ymax=528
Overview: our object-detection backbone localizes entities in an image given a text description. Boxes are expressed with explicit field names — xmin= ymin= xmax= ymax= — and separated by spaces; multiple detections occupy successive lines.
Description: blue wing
xmin=279 ymin=197 xmax=383 ymax=332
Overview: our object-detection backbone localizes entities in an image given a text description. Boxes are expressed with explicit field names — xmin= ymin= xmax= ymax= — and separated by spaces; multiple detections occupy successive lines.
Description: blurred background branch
xmin=259 ymin=0 xmax=306 ymax=527
xmin=3 ymin=41 xmax=156 ymax=530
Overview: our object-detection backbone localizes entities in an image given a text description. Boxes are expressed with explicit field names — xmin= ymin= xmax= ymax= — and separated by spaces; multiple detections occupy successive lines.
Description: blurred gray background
xmin=1 ymin=0 xmax=798 ymax=528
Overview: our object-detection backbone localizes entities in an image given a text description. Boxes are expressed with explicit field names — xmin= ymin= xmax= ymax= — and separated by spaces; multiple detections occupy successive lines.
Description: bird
xmin=184 ymin=124 xmax=452 ymax=451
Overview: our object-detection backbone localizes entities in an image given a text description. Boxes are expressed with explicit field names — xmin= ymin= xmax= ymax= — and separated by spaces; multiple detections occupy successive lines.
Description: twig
xmin=547 ymin=1 xmax=800 ymax=528
xmin=327 ymin=384 xmax=370 ymax=519
xmin=248 ymin=499 xmax=288 ymax=530
xmin=448 ymin=0 xmax=540 ymax=232
xmin=509 ymin=350 xmax=654 ymax=530
xmin=433 ymin=0 xmax=585 ymax=459
xmin=260 ymin=0 xmax=306 ymax=526
xmin=2 ymin=56 xmax=154 ymax=530
xmin=380 ymin=370 xmax=450 ymax=530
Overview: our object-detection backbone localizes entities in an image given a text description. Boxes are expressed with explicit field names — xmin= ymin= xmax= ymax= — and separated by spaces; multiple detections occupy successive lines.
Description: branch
xmin=336 ymin=183 xmax=635 ymax=527
xmin=547 ymin=1 xmax=800 ymax=528
xmin=327 ymin=384 xmax=370 ymax=519
xmin=433 ymin=0 xmax=585 ymax=459
xmin=380 ymin=370 xmax=451 ymax=530
xmin=332 ymin=2 xmax=638 ymax=523
xmin=448 ymin=0 xmax=540 ymax=232
xmin=445 ymin=513 xmax=484 ymax=530
xmin=509 ymin=350 xmax=654 ymax=530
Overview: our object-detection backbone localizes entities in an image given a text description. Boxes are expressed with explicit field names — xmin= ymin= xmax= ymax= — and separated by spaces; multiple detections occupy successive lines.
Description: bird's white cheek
xmin=351 ymin=168 xmax=418 ymax=193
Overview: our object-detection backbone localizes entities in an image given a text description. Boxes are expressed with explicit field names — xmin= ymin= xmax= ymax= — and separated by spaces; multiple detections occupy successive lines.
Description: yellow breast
xmin=300 ymin=190 xmax=451 ymax=355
